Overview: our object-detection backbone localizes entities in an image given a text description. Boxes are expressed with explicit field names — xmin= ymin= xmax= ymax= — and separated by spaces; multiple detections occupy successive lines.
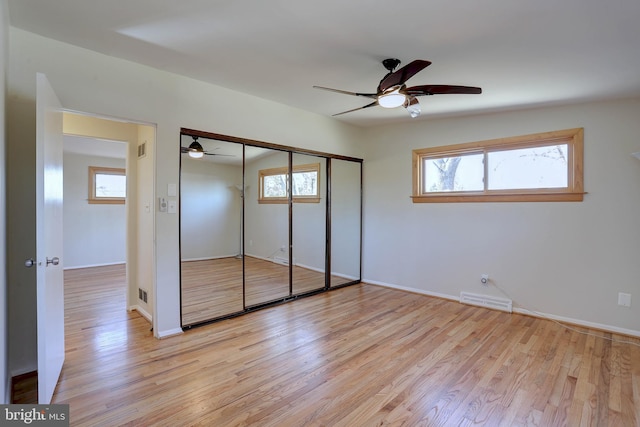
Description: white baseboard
xmin=363 ymin=277 xmax=640 ymax=338
xmin=295 ymin=263 xmax=323 ymax=273
xmin=511 ymin=307 xmax=640 ymax=338
xmin=156 ymin=328 xmax=184 ymax=339
xmin=364 ymin=278 xmax=459 ymax=302
xmin=64 ymin=261 xmax=125 ymax=270
xmin=181 ymin=254 xmax=238 ymax=262
xmin=330 ymin=271 xmax=360 ymax=281
xmin=129 ymin=305 xmax=152 ymax=323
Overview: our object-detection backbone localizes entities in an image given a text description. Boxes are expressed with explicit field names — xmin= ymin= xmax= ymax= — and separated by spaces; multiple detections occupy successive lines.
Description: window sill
xmin=88 ymin=198 xmax=126 ymax=205
xmin=411 ymin=192 xmax=586 ymax=203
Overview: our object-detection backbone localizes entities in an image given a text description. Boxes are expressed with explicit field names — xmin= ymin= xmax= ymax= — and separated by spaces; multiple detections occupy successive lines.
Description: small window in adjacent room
xmin=259 ymin=163 xmax=320 ymax=203
xmin=412 ymin=128 xmax=584 ymax=203
xmin=88 ymin=166 xmax=126 ymax=204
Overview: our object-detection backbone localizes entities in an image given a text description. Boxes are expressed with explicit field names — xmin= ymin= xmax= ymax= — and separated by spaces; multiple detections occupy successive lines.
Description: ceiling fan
xmin=313 ymin=58 xmax=482 ymax=118
xmin=180 ymin=136 xmax=235 ymax=159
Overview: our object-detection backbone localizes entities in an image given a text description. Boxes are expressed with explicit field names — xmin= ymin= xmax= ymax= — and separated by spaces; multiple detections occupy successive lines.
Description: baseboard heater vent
xmin=138 ymin=288 xmax=148 ymax=303
xmin=460 ymin=292 xmax=512 ymax=313
xmin=137 ymin=142 xmax=147 ymax=158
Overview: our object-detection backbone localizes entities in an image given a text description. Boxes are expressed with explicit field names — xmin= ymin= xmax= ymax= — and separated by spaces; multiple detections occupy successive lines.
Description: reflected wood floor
xmin=52 ymin=265 xmax=639 ymax=426
xmin=181 ymin=257 xmax=353 ymax=325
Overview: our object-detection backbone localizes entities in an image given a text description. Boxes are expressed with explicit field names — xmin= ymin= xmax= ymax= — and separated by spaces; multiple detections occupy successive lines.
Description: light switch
xmin=168 ymin=200 xmax=177 ymax=214
xmin=168 ymin=183 xmax=177 ymax=197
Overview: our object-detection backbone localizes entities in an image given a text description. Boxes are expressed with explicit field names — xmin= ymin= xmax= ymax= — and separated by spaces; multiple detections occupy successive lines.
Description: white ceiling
xmin=8 ymin=0 xmax=640 ymax=127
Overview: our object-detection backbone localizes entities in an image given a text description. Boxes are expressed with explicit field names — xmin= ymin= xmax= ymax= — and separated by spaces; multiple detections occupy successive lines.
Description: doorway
xmin=11 ymin=110 xmax=156 ymax=403
xmin=62 ymin=112 xmax=156 ymax=323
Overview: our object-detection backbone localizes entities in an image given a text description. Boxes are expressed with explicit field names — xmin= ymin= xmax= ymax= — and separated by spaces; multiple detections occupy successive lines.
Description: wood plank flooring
xmin=181 ymin=257 xmax=353 ymax=325
xmin=50 ymin=265 xmax=640 ymax=426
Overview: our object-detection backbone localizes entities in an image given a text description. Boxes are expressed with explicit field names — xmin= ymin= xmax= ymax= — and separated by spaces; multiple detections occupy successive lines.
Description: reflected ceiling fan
xmin=313 ymin=58 xmax=481 ymax=118
xmin=180 ymin=136 xmax=235 ymax=159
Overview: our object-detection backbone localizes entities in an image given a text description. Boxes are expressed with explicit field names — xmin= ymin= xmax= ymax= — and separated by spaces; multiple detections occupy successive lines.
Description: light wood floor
xmin=181 ymin=257 xmax=354 ymax=325
xmin=49 ymin=265 xmax=640 ymax=426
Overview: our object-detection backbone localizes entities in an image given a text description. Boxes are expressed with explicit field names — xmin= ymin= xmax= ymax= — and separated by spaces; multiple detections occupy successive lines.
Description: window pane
xmin=263 ymin=174 xmax=287 ymax=197
xmin=423 ymin=153 xmax=484 ymax=192
xmin=95 ymin=173 xmax=126 ymax=198
xmin=292 ymin=171 xmax=317 ymax=196
xmin=488 ymin=144 xmax=568 ymax=190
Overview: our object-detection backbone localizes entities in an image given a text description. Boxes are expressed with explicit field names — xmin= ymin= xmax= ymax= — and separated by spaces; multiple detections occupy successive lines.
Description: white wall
xmin=135 ymin=125 xmax=154 ymax=319
xmin=362 ymin=98 xmax=640 ymax=335
xmin=180 ymin=158 xmax=242 ymax=260
xmin=0 ymin=0 xmax=8 ymax=404
xmin=6 ymin=26 xmax=364 ymax=377
xmin=63 ymin=152 xmax=125 ymax=268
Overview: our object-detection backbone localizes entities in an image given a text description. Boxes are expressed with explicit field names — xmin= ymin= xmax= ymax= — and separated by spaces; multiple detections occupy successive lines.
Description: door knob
xmin=46 ymin=257 xmax=60 ymax=266
xmin=24 ymin=258 xmax=35 ymax=268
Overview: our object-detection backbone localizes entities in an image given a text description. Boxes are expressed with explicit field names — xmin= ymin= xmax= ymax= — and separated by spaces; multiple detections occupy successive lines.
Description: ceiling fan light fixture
xmin=407 ymin=105 xmax=420 ymax=118
xmin=187 ymin=137 xmax=205 ymax=158
xmin=378 ymin=89 xmax=406 ymax=109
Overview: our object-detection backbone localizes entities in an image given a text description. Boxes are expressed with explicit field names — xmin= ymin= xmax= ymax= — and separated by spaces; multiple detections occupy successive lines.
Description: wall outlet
xmin=480 ymin=274 xmax=489 ymax=285
xmin=618 ymin=292 xmax=631 ymax=307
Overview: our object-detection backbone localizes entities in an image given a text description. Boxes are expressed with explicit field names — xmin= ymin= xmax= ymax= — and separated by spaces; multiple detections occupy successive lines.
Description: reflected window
xmin=88 ymin=166 xmax=126 ymax=204
xmin=259 ymin=163 xmax=320 ymax=203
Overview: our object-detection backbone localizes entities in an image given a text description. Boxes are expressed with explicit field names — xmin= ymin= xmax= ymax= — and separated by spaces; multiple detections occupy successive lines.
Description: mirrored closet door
xmin=180 ymin=130 xmax=362 ymax=328
xmin=180 ymin=136 xmax=244 ymax=325
xmin=244 ymin=148 xmax=291 ymax=307
xmin=330 ymin=159 xmax=362 ymax=287
xmin=292 ymin=153 xmax=327 ymax=295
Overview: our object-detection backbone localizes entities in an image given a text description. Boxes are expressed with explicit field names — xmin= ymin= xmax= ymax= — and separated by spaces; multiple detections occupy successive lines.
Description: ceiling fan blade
xmin=313 ymin=86 xmax=377 ymax=99
xmin=378 ymin=60 xmax=431 ymax=92
xmin=204 ymin=153 xmax=234 ymax=156
xmin=332 ymin=101 xmax=378 ymax=116
xmin=404 ymin=96 xmax=421 ymax=118
xmin=405 ymin=85 xmax=482 ymax=95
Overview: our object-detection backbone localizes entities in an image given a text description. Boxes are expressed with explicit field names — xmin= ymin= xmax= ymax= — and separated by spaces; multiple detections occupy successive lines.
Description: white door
xmin=35 ymin=73 xmax=65 ymax=404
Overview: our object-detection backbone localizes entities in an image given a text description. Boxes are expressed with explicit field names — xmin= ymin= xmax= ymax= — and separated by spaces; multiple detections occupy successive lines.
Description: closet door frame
xmin=179 ymin=128 xmax=362 ymax=329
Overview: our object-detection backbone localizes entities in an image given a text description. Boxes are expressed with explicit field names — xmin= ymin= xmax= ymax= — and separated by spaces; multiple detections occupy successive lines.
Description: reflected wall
xmin=244 ymin=148 xmax=290 ymax=306
xmin=180 ymin=136 xmax=244 ymax=325
xmin=330 ymin=159 xmax=361 ymax=287
xmin=292 ymin=154 xmax=326 ymax=294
